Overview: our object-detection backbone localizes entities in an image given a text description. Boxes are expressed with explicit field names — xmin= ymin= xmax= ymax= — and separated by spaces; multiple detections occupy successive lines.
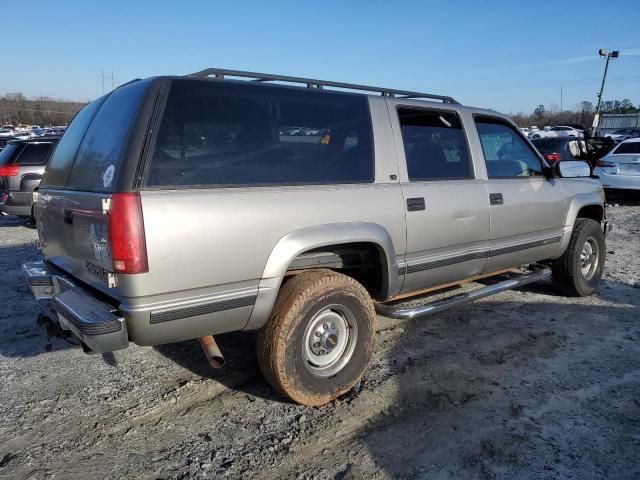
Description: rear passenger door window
xmin=475 ymin=117 xmax=544 ymax=178
xmin=398 ymin=108 xmax=472 ymax=180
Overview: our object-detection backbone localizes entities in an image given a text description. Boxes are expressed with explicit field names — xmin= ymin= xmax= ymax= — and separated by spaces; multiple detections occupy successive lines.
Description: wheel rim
xmin=580 ymin=237 xmax=599 ymax=280
xmin=302 ymin=304 xmax=358 ymax=378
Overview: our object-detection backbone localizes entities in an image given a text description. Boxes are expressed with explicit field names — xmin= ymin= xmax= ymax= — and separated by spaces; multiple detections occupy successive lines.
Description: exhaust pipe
xmin=199 ymin=335 xmax=225 ymax=368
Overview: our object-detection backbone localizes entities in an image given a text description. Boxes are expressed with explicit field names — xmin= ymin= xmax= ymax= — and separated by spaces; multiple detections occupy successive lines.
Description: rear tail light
xmin=108 ymin=193 xmax=148 ymax=274
xmin=0 ymin=164 xmax=19 ymax=176
xmin=544 ymin=153 xmax=560 ymax=162
xmin=596 ymin=160 xmax=616 ymax=168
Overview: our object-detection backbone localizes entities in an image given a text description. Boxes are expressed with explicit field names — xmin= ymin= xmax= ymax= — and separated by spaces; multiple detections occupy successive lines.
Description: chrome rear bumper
xmin=22 ymin=261 xmax=128 ymax=353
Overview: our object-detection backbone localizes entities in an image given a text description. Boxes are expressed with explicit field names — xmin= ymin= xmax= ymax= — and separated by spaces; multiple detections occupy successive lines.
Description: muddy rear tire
xmin=552 ymin=218 xmax=605 ymax=297
xmin=257 ymin=269 xmax=376 ymax=406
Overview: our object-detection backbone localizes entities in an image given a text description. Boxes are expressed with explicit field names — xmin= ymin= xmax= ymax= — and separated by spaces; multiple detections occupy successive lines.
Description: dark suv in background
xmin=0 ymin=137 xmax=60 ymax=219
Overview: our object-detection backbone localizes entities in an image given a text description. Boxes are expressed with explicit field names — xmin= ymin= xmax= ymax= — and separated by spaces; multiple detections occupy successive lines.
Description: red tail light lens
xmin=108 ymin=193 xmax=148 ymax=274
xmin=596 ymin=159 xmax=615 ymax=168
xmin=544 ymin=153 xmax=560 ymax=162
xmin=0 ymin=164 xmax=19 ymax=176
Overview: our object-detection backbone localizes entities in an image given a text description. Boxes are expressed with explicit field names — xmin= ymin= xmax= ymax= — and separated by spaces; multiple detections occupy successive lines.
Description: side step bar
xmin=376 ymin=266 xmax=552 ymax=320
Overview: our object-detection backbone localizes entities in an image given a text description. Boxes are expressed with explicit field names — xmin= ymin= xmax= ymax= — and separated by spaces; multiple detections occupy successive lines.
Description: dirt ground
xmin=1 ymin=204 xmax=639 ymax=480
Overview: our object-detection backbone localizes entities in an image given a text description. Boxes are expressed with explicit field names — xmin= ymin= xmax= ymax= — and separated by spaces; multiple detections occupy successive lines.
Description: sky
xmin=2 ymin=0 xmax=639 ymax=114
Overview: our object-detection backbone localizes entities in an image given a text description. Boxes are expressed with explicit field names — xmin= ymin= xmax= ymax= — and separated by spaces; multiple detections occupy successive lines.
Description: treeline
xmin=512 ymin=99 xmax=639 ymax=128
xmin=0 ymin=93 xmax=87 ymax=126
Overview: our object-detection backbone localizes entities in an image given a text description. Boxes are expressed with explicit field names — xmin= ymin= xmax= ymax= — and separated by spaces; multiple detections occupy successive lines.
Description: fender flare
xmin=244 ymin=222 xmax=400 ymax=330
xmin=557 ymin=192 xmax=604 ymax=256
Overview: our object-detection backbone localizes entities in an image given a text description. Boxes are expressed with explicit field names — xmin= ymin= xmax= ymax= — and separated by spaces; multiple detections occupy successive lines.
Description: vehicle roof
xmin=160 ymin=74 xmax=503 ymax=116
xmin=133 ymin=75 xmax=512 ymax=127
xmin=619 ymin=137 xmax=640 ymax=143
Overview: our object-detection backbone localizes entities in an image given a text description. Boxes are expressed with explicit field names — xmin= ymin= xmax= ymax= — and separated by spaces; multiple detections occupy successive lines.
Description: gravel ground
xmin=1 ymin=205 xmax=639 ymax=480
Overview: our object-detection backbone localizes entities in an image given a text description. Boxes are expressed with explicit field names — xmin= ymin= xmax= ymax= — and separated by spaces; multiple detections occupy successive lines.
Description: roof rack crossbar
xmin=188 ymin=68 xmax=459 ymax=104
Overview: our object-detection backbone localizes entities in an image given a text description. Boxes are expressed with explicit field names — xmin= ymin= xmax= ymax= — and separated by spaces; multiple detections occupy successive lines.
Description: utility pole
xmin=560 ymin=86 xmax=563 ymax=125
xmin=594 ymin=49 xmax=619 ymax=136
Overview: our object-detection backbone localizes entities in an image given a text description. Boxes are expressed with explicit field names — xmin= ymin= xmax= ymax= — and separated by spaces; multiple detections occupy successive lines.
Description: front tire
xmin=552 ymin=218 xmax=605 ymax=296
xmin=257 ymin=269 xmax=376 ymax=406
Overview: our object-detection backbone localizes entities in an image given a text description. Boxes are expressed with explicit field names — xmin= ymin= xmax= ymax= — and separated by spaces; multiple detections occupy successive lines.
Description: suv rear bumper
xmin=22 ymin=261 xmax=128 ymax=353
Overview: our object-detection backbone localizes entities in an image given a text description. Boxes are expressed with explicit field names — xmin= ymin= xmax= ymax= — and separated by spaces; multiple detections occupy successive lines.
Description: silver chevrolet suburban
xmin=23 ymin=68 xmax=610 ymax=406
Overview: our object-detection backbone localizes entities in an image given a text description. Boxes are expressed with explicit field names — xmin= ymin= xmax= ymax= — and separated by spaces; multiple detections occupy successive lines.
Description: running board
xmin=375 ymin=266 xmax=552 ymax=320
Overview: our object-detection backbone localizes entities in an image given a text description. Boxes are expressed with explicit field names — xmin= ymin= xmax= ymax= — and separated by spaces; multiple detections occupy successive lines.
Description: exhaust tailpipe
xmin=199 ymin=335 xmax=225 ymax=369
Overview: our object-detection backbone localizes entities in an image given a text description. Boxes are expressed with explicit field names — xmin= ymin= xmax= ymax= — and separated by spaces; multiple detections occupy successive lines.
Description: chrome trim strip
xmin=400 ymin=235 xmax=562 ymax=276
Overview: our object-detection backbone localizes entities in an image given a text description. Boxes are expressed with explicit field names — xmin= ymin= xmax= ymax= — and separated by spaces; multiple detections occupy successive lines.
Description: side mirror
xmin=556 ymin=160 xmax=591 ymax=178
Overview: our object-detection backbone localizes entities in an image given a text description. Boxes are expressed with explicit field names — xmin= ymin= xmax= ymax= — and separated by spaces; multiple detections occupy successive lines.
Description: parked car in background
xmin=0 ymin=128 xmax=16 ymax=138
xmin=531 ymin=137 xmax=587 ymax=163
xmin=530 ymin=125 xmax=584 ymax=140
xmin=0 ymin=136 xmax=60 ymax=219
xmin=605 ymin=128 xmax=640 ymax=144
xmin=593 ymin=138 xmax=640 ymax=193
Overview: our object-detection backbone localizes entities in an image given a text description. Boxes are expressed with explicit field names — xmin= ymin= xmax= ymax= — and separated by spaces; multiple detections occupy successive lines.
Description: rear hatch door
xmin=36 ymin=80 xmax=152 ymax=298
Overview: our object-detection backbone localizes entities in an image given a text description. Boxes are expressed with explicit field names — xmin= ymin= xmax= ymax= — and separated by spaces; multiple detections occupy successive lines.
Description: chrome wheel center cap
xmin=323 ymin=332 xmax=339 ymax=351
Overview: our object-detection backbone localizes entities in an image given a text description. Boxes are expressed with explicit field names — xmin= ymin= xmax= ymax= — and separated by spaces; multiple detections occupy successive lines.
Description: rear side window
xmin=67 ymin=81 xmax=148 ymax=192
xmin=42 ymin=99 xmax=104 ymax=188
xmin=145 ymin=79 xmax=374 ymax=187
xmin=397 ymin=108 xmax=471 ymax=180
xmin=16 ymin=143 xmax=54 ymax=165
xmin=475 ymin=117 xmax=544 ymax=178
xmin=613 ymin=142 xmax=640 ymax=154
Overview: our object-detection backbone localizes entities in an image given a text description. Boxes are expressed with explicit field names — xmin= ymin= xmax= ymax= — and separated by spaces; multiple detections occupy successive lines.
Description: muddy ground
xmin=0 ymin=205 xmax=639 ymax=480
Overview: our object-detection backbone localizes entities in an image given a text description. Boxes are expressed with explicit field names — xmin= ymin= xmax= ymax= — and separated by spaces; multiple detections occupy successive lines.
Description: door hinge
xmin=102 ymin=198 xmax=111 ymax=215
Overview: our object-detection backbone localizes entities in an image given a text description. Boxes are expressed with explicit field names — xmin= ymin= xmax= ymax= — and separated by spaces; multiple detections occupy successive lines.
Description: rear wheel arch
xmin=244 ymin=222 xmax=399 ymax=331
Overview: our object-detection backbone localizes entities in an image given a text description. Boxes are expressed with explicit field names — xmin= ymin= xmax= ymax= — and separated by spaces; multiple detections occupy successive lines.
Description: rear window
xmin=145 ymin=79 xmax=374 ymax=187
xmin=0 ymin=143 xmax=20 ymax=165
xmin=67 ymin=80 xmax=149 ymax=192
xmin=613 ymin=142 xmax=640 ymax=155
xmin=16 ymin=143 xmax=54 ymax=165
xmin=531 ymin=138 xmax=566 ymax=154
xmin=42 ymin=99 xmax=104 ymax=188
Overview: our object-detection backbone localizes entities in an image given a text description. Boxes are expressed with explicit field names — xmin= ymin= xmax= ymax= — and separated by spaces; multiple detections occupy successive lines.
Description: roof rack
xmin=188 ymin=68 xmax=459 ymax=104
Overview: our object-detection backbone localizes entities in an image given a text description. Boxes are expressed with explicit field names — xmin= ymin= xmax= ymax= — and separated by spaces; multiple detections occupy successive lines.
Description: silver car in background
xmin=594 ymin=138 xmax=640 ymax=192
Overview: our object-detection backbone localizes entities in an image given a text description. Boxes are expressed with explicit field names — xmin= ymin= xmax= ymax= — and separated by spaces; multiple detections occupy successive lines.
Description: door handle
xmin=63 ymin=209 xmax=73 ymax=225
xmin=406 ymin=197 xmax=426 ymax=211
xmin=489 ymin=193 xmax=504 ymax=206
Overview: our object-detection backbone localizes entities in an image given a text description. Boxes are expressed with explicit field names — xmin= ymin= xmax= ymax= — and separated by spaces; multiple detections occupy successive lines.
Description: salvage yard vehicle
xmin=532 ymin=137 xmax=588 ymax=163
xmin=0 ymin=136 xmax=59 ymax=219
xmin=594 ymin=138 xmax=640 ymax=193
xmin=23 ymin=69 xmax=610 ymax=406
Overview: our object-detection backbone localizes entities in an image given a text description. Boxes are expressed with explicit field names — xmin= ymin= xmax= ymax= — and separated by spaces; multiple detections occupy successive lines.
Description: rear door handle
xmin=63 ymin=209 xmax=73 ymax=225
xmin=489 ymin=193 xmax=504 ymax=205
xmin=406 ymin=197 xmax=426 ymax=211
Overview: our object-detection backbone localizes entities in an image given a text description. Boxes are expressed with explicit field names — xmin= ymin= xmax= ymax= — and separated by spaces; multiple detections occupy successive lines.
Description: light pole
xmin=594 ymin=49 xmax=619 ymax=136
